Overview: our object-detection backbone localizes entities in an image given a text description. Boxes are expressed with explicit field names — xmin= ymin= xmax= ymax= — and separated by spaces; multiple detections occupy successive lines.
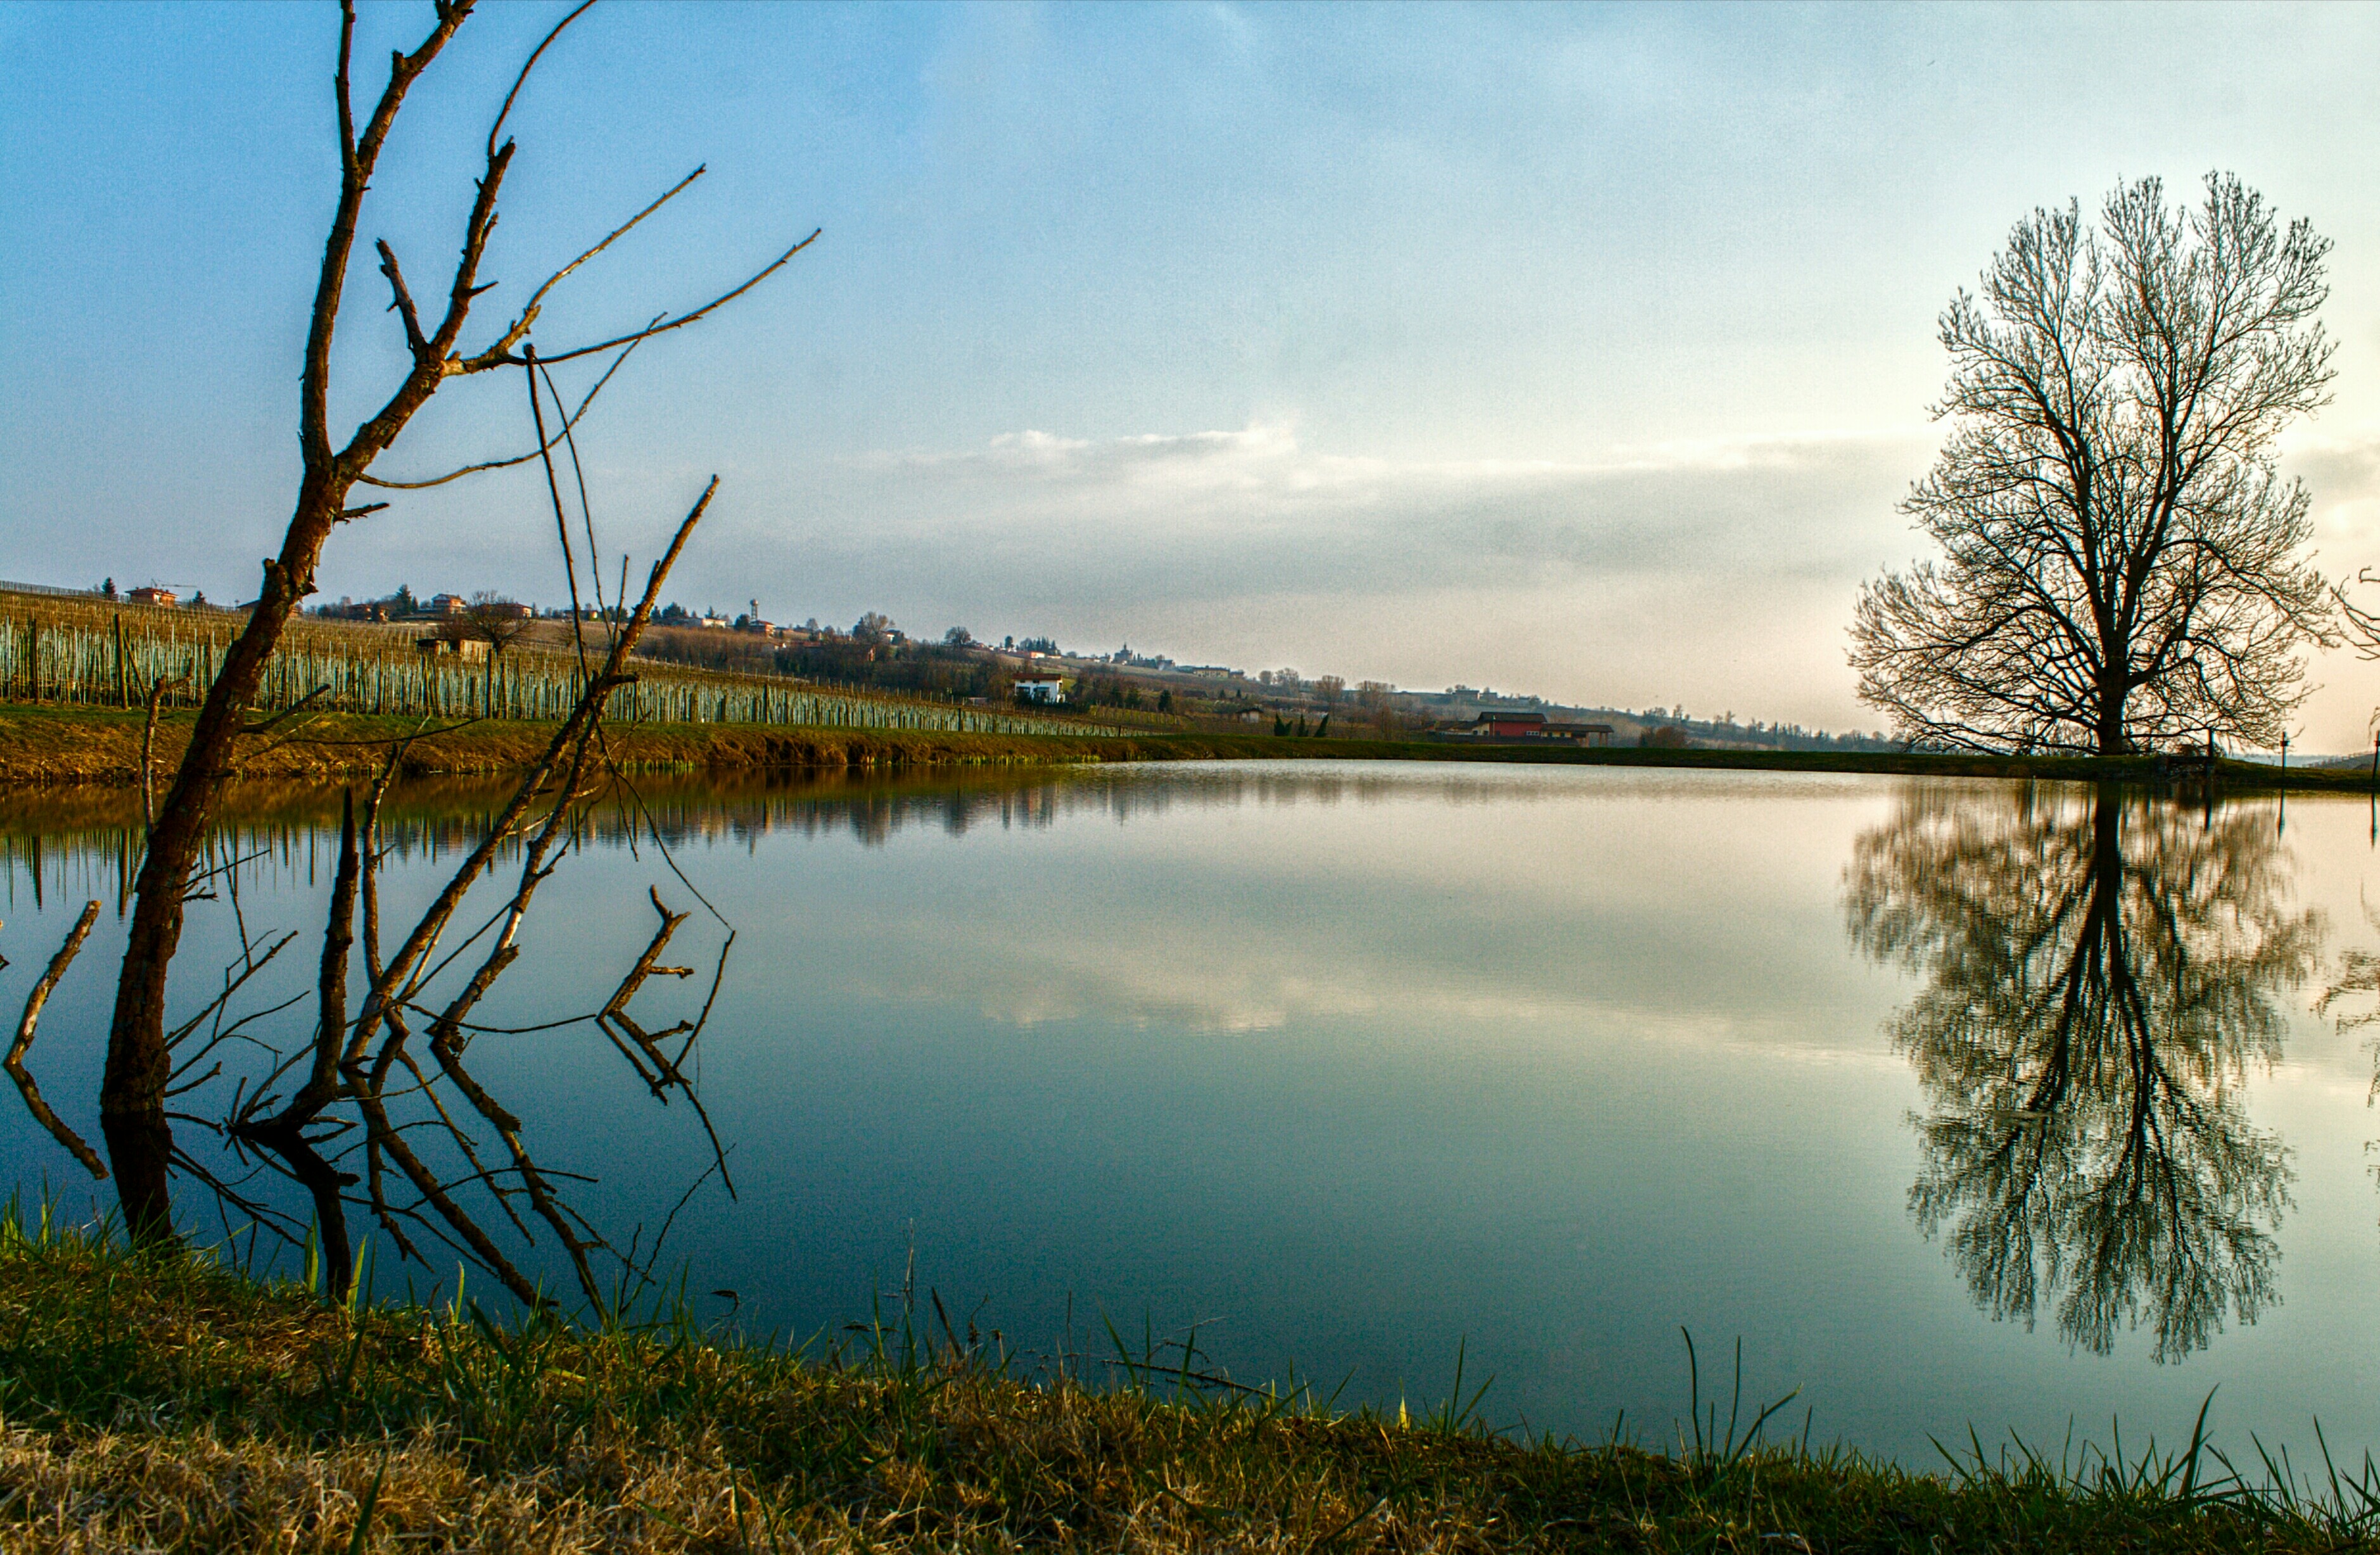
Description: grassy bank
xmin=4 ymin=702 xmax=2372 ymax=792
xmin=0 ymin=706 xmax=1146 ymax=787
xmin=1 ymin=1219 xmax=2372 ymax=1552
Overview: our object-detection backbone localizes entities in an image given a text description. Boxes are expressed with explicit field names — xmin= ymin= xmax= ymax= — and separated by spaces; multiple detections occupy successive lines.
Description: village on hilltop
xmin=14 ymin=574 xmax=1896 ymax=752
xmin=300 ymin=583 xmax=1900 ymax=752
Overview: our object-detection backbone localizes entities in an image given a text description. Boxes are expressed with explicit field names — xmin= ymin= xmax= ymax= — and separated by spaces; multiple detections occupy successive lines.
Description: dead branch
xmin=486 ymin=0 xmax=596 ymax=159
xmin=285 ymin=479 xmax=722 ymax=1309
xmin=6 ymin=901 xmax=106 ymax=1178
xmin=596 ymin=886 xmax=697 ymax=1089
xmin=527 ymin=344 xmax=596 ymax=678
xmin=457 ymin=167 xmax=708 ymax=372
xmin=238 ymin=683 xmax=332 ymax=737
xmin=376 ymin=238 xmax=430 ymax=358
xmin=353 ymin=321 xmax=651 ymax=490
xmin=528 ymin=229 xmax=822 ymax=367
xmin=244 ymin=790 xmax=359 ymax=1133
xmin=165 ymin=932 xmax=297 ymax=1051
xmin=139 ymin=673 xmax=188 ymax=834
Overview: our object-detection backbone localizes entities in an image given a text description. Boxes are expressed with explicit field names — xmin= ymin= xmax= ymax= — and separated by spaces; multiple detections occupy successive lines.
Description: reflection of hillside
xmin=0 ymin=763 xmax=1647 ymax=898
xmin=1847 ymin=785 xmax=2318 ymax=1361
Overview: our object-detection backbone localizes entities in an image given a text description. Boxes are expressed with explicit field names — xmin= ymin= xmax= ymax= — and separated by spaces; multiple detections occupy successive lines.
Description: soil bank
xmin=1 ymin=704 xmax=2365 ymax=792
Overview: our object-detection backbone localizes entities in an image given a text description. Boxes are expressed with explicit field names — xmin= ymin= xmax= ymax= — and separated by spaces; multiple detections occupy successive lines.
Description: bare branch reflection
xmin=2315 ymin=908 xmax=2380 ymax=1050
xmin=2 ymin=491 xmax=735 ymax=1316
xmin=1847 ymin=784 xmax=2319 ymax=1361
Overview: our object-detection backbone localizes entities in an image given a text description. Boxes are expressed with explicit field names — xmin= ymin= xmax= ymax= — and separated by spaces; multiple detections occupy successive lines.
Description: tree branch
xmin=352 ymin=321 xmax=652 ymax=489
xmin=460 ymin=167 xmax=708 ymax=372
xmin=7 ymin=902 xmax=107 ymax=1178
xmin=487 ymin=0 xmax=597 ymax=161
xmin=376 ymin=239 xmax=430 ymax=360
xmin=527 ymin=229 xmax=821 ymax=366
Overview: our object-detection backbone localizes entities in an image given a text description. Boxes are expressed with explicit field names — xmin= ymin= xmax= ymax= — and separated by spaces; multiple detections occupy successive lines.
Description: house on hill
xmin=128 ymin=586 xmax=177 ymax=607
xmin=1014 ymin=675 xmax=1067 ymax=704
xmin=1465 ymin=711 xmax=1615 ymax=745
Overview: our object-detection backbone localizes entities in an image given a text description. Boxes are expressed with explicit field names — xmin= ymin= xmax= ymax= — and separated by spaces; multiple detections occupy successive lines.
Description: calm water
xmin=3 ymin=762 xmax=2376 ymax=1461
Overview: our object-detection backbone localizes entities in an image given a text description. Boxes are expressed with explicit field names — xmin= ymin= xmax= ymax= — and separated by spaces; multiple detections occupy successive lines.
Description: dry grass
xmin=3 ymin=1212 xmax=2376 ymax=1552
xmin=0 ymin=706 xmax=1176 ymax=787
xmin=9 ymin=698 xmax=2370 ymax=793
xmin=0 ymin=706 xmax=1492 ymax=789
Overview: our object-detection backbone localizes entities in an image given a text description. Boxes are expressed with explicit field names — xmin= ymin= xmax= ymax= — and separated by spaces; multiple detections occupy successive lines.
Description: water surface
xmin=3 ymin=762 xmax=2375 ymax=1461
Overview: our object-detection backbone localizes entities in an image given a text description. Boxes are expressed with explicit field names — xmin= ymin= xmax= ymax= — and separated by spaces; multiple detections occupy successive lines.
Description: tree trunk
xmin=101 ymin=483 xmax=340 ymax=1237
xmin=2096 ymin=677 xmax=2129 ymax=756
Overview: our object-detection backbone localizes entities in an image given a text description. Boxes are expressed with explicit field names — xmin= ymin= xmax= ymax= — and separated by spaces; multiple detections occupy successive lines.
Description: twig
xmin=140 ymin=673 xmax=189 ymax=835
xmin=6 ymin=901 xmax=106 ymax=1177
xmin=354 ymin=326 xmax=651 ymax=490
xmin=529 ymin=230 xmax=820 ymax=365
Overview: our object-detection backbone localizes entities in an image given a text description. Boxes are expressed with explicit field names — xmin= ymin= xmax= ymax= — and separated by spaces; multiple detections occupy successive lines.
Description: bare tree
xmin=11 ymin=495 xmax=739 ymax=1311
xmin=1850 ymin=174 xmax=2337 ymax=755
xmin=101 ymin=1 xmax=813 ymax=1237
xmin=443 ymin=590 xmax=537 ymax=656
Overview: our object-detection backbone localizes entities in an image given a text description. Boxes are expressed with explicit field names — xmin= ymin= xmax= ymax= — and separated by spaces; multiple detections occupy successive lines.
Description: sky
xmin=3 ymin=3 xmax=2377 ymax=748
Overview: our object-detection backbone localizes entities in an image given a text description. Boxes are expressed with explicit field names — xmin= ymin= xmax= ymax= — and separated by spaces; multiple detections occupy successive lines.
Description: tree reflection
xmin=1847 ymin=784 xmax=2319 ymax=1361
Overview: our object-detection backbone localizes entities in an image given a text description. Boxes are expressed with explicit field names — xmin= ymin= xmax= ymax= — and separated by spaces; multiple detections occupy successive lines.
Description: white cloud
xmin=803 ymin=419 xmax=1933 ymax=580
xmin=694 ymin=421 xmax=1935 ymax=727
xmin=687 ymin=419 xmax=2380 ymax=745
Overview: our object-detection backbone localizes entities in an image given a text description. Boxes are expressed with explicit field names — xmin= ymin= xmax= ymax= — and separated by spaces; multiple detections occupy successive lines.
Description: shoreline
xmin=2 ymin=704 xmax=2370 ymax=792
xmin=1 ymin=1219 xmax=2362 ymax=1552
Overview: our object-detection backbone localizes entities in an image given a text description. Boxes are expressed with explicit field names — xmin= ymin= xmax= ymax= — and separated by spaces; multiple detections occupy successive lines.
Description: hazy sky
xmin=4 ymin=3 xmax=2377 ymax=746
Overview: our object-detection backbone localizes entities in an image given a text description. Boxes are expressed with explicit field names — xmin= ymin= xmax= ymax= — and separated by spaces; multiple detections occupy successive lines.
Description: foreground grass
xmin=3 ymin=1221 xmax=2376 ymax=1551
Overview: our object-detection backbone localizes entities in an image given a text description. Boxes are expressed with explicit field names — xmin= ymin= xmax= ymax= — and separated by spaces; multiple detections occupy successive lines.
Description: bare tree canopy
xmin=1850 ymin=174 xmax=2338 ymax=754
xmin=448 ymin=590 xmax=537 ymax=654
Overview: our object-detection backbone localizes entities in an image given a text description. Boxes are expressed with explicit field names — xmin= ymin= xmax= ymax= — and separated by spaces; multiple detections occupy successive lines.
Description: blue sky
xmin=4 ymin=2 xmax=2377 ymax=744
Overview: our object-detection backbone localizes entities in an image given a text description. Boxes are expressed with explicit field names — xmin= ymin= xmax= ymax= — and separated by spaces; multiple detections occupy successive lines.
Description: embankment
xmin=1 ymin=1223 xmax=2364 ymax=1552
xmin=2 ymin=704 xmax=2366 ymax=790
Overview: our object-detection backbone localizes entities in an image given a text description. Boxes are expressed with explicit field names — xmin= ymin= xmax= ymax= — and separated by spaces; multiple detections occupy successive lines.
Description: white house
xmin=1014 ymin=675 xmax=1067 ymax=704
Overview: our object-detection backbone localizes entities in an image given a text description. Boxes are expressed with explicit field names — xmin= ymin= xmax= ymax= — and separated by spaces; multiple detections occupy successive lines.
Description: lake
xmin=3 ymin=761 xmax=2376 ymax=1463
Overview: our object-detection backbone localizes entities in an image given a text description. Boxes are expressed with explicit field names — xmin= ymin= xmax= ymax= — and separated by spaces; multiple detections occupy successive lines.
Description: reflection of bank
xmin=1847 ymin=784 xmax=2320 ymax=1362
